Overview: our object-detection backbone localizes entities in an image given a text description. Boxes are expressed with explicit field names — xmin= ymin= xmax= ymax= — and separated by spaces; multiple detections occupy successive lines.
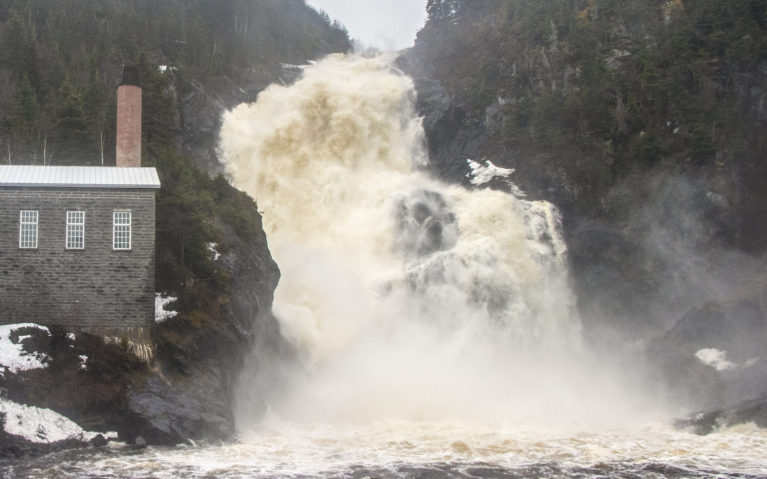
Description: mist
xmin=219 ymin=54 xmax=664 ymax=431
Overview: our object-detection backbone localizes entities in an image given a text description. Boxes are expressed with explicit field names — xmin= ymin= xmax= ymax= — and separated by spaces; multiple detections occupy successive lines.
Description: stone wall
xmin=0 ymin=187 xmax=156 ymax=330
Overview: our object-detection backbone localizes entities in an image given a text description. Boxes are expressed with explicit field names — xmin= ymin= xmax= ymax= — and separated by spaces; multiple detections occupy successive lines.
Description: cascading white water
xmin=219 ymin=53 xmax=648 ymax=428
xmin=14 ymin=53 xmax=767 ymax=479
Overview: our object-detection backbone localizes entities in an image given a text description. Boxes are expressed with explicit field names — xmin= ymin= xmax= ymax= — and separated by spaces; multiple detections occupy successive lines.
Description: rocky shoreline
xmin=675 ymin=395 xmax=767 ymax=435
xmin=0 ymin=202 xmax=282 ymax=455
xmin=0 ymin=429 xmax=109 ymax=460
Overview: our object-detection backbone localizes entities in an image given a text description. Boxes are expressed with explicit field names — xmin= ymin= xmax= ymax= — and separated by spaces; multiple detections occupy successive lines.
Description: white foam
xmin=34 ymin=420 xmax=767 ymax=478
xmin=466 ymin=158 xmax=518 ymax=188
xmin=220 ymin=54 xmax=654 ymax=429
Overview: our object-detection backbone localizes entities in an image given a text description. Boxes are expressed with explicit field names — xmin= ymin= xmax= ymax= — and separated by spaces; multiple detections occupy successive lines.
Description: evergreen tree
xmin=13 ymin=75 xmax=41 ymax=163
xmin=0 ymin=0 xmax=350 ymax=320
xmin=0 ymin=9 xmax=40 ymax=87
xmin=51 ymin=76 xmax=90 ymax=165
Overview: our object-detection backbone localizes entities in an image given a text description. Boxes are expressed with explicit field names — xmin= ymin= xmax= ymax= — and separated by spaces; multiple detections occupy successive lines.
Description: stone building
xmin=0 ymin=166 xmax=160 ymax=331
xmin=0 ymin=68 xmax=160 ymax=334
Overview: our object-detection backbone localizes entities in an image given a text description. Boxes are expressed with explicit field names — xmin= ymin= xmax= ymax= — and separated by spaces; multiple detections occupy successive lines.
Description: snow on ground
xmin=207 ymin=242 xmax=222 ymax=261
xmin=0 ymin=398 xmax=116 ymax=443
xmin=0 ymin=325 xmax=119 ymax=445
xmin=0 ymin=323 xmax=50 ymax=375
xmin=155 ymin=293 xmax=179 ymax=323
xmin=695 ymin=348 xmax=738 ymax=371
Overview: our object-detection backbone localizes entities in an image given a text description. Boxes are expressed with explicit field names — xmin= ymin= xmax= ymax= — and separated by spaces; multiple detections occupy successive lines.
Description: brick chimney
xmin=116 ymin=66 xmax=142 ymax=167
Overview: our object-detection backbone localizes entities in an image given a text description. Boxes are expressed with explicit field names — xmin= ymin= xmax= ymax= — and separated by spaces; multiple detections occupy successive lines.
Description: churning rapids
xmin=7 ymin=54 xmax=767 ymax=478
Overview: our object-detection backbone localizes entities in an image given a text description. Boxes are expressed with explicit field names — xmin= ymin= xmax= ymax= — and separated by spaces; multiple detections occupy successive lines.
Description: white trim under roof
xmin=0 ymin=165 xmax=161 ymax=189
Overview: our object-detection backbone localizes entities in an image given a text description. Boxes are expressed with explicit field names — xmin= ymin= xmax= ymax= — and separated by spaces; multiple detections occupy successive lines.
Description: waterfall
xmin=10 ymin=55 xmax=765 ymax=479
xmin=220 ymin=53 xmax=640 ymax=428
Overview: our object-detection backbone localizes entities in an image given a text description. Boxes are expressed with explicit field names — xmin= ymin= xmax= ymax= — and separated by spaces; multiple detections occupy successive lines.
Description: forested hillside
xmin=403 ymin=0 xmax=767 ymax=405
xmin=409 ymin=0 xmax=766 ymax=247
xmin=403 ymin=0 xmax=766 ymax=324
xmin=0 ymin=0 xmax=348 ymax=164
xmin=0 ymin=0 xmax=349 ymax=320
xmin=0 ymin=0 xmax=350 ymax=443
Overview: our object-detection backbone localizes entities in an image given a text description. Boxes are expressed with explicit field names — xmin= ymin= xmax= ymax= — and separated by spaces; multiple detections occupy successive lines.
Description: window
xmin=19 ymin=211 xmax=38 ymax=249
xmin=113 ymin=211 xmax=131 ymax=250
xmin=66 ymin=211 xmax=85 ymax=249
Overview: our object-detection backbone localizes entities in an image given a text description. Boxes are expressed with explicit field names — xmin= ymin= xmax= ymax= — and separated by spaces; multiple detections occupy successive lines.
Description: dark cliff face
xmin=0 ymin=205 xmax=281 ymax=449
xmin=400 ymin=0 xmax=767 ymax=410
xmin=126 ymin=200 xmax=282 ymax=445
xmin=0 ymin=198 xmax=282 ymax=450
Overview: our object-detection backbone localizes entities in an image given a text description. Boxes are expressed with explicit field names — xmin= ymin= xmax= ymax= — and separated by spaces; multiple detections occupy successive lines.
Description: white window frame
xmin=66 ymin=211 xmax=85 ymax=250
xmin=19 ymin=210 xmax=38 ymax=249
xmin=113 ymin=211 xmax=132 ymax=250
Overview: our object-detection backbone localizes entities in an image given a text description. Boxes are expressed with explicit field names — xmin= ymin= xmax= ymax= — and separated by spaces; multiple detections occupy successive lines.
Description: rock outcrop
xmin=126 ymin=202 xmax=282 ymax=445
xmin=399 ymin=0 xmax=767 ymax=412
xmin=675 ymin=395 xmax=767 ymax=435
xmin=648 ymin=300 xmax=767 ymax=412
xmin=0 ymin=209 xmax=281 ymax=450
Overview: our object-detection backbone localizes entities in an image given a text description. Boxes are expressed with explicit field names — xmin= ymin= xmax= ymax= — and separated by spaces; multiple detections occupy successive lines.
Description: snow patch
xmin=0 ymin=398 xmax=105 ymax=443
xmin=207 ymin=242 xmax=221 ymax=261
xmin=155 ymin=293 xmax=179 ymax=323
xmin=79 ymin=355 xmax=88 ymax=371
xmin=695 ymin=348 xmax=737 ymax=371
xmin=466 ymin=159 xmax=526 ymax=197
xmin=280 ymin=62 xmax=306 ymax=71
xmin=0 ymin=324 xmax=50 ymax=375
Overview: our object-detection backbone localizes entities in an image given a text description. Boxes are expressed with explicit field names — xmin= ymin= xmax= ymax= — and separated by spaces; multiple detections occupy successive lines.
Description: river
xmin=6 ymin=420 xmax=767 ymax=478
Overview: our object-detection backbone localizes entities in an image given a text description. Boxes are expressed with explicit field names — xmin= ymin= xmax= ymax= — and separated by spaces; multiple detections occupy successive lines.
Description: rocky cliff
xmin=1 ymin=197 xmax=283 ymax=454
xmin=399 ymin=0 xmax=767 ymax=413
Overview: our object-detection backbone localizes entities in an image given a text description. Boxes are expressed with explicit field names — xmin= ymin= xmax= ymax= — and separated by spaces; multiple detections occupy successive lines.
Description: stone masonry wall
xmin=0 ymin=187 xmax=156 ymax=330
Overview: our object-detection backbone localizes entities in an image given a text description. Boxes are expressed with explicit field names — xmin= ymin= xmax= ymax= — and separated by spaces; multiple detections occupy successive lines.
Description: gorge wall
xmin=399 ymin=0 xmax=767 ymax=410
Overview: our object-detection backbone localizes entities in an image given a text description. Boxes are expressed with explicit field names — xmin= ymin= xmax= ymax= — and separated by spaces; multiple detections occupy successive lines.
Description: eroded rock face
xmin=0 ymin=205 xmax=282 ymax=451
xmin=127 ymin=375 xmax=234 ymax=444
xmin=647 ymin=301 xmax=767 ymax=412
xmin=398 ymin=3 xmax=767 ymax=416
xmin=675 ymin=396 xmax=767 ymax=435
xmin=0 ymin=327 xmax=154 ymax=453
xmin=0 ymin=433 xmax=91 ymax=460
xmin=125 ymin=214 xmax=282 ymax=445
xmin=395 ymin=189 xmax=458 ymax=258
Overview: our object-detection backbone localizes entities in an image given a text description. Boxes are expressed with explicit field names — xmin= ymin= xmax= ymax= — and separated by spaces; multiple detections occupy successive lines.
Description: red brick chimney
xmin=116 ymin=66 xmax=142 ymax=167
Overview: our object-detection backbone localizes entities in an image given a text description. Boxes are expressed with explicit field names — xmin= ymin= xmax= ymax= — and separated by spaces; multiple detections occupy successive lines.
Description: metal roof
xmin=0 ymin=165 xmax=161 ymax=189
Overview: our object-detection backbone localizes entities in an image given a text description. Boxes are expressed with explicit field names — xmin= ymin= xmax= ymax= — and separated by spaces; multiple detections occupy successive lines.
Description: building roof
xmin=0 ymin=165 xmax=161 ymax=189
